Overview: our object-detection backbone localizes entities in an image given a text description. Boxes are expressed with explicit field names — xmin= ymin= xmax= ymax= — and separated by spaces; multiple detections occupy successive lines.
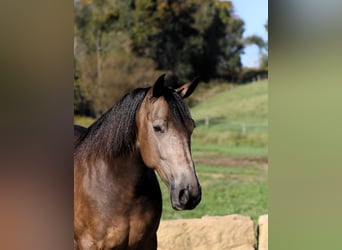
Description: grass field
xmin=74 ymin=80 xmax=268 ymax=222
xmin=159 ymin=162 xmax=267 ymax=222
xmin=190 ymin=80 xmax=268 ymax=157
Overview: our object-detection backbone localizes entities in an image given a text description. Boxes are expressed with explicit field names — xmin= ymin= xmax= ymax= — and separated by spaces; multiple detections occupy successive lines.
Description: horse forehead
xmin=150 ymin=97 xmax=169 ymax=118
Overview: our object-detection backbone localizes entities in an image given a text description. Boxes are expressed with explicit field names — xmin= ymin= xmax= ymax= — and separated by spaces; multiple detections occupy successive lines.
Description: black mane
xmin=76 ymin=88 xmax=149 ymax=159
xmin=76 ymin=86 xmax=194 ymax=159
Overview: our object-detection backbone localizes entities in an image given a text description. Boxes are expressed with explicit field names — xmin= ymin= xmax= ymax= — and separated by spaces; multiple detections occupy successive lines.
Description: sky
xmin=230 ymin=0 xmax=268 ymax=68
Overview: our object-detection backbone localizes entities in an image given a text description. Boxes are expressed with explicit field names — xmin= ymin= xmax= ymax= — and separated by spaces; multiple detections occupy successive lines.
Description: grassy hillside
xmin=190 ymin=80 xmax=268 ymax=158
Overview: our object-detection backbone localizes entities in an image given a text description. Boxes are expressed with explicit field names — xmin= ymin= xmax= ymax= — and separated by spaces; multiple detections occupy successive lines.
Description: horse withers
xmin=74 ymin=75 xmax=201 ymax=250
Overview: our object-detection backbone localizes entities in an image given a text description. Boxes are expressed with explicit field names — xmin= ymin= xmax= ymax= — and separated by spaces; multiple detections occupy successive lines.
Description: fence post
xmin=242 ymin=123 xmax=246 ymax=136
xmin=205 ymin=117 xmax=209 ymax=128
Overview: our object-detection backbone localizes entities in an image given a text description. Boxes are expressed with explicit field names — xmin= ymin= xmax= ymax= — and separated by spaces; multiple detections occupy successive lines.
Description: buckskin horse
xmin=74 ymin=75 xmax=201 ymax=249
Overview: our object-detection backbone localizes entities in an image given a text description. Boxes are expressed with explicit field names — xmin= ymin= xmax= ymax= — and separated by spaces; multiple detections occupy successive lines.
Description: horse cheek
xmin=138 ymin=136 xmax=158 ymax=169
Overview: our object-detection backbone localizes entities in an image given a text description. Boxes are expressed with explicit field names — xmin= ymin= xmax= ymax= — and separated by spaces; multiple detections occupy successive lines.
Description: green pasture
xmin=74 ymin=80 xmax=268 ymax=221
xmin=74 ymin=115 xmax=94 ymax=127
xmin=158 ymin=163 xmax=268 ymax=222
xmin=190 ymin=80 xmax=268 ymax=158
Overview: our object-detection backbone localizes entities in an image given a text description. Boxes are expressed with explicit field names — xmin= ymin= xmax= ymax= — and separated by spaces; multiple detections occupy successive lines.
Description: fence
xmin=197 ymin=116 xmax=268 ymax=136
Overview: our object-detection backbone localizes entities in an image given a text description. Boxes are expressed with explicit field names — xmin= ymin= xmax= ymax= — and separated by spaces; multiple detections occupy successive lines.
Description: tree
xmin=74 ymin=0 xmax=248 ymax=116
xmin=75 ymin=0 xmax=120 ymax=86
xmin=261 ymin=20 xmax=268 ymax=69
xmin=206 ymin=1 xmax=244 ymax=81
xmin=244 ymin=35 xmax=266 ymax=50
xmin=129 ymin=0 xmax=197 ymax=83
xmin=74 ymin=0 xmax=133 ymax=116
xmin=129 ymin=0 xmax=245 ymax=83
xmin=243 ymin=20 xmax=268 ymax=69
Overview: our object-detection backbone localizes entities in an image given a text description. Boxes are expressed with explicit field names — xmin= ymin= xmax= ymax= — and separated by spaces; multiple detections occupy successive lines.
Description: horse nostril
xmin=179 ymin=188 xmax=190 ymax=206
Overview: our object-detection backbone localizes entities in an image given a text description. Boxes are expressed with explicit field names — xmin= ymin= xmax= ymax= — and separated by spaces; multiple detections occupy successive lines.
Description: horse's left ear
xmin=176 ymin=77 xmax=200 ymax=99
xmin=152 ymin=74 xmax=166 ymax=98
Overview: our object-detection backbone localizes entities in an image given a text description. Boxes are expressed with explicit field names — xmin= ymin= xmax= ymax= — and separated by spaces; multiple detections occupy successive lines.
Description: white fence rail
xmin=198 ymin=117 xmax=268 ymax=135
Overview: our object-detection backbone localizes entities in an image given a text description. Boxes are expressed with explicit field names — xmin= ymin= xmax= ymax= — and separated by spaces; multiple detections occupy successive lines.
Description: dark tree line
xmin=74 ymin=0 xmax=264 ymax=117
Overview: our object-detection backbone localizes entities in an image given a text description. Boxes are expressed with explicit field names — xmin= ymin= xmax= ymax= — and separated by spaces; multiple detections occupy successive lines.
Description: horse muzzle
xmin=170 ymin=184 xmax=202 ymax=210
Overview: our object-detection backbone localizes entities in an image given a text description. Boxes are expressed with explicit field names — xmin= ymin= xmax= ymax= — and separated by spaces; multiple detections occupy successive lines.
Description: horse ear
xmin=152 ymin=74 xmax=166 ymax=98
xmin=176 ymin=77 xmax=200 ymax=99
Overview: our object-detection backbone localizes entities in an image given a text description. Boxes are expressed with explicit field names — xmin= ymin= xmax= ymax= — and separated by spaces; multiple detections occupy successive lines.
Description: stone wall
xmin=257 ymin=215 xmax=268 ymax=250
xmin=157 ymin=214 xmax=268 ymax=250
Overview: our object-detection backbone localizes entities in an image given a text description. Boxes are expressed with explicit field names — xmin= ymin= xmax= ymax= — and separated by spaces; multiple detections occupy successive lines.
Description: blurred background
xmin=73 ymin=0 xmax=268 ymax=116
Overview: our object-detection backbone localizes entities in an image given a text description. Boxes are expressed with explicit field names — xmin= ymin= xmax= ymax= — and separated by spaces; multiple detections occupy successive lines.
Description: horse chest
xmin=75 ymin=173 xmax=162 ymax=249
xmin=105 ymin=206 xmax=159 ymax=249
xmin=76 ymin=201 xmax=160 ymax=250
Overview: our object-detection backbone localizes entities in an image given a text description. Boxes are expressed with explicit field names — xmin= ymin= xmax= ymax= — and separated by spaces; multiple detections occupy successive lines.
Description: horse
xmin=74 ymin=74 xmax=201 ymax=250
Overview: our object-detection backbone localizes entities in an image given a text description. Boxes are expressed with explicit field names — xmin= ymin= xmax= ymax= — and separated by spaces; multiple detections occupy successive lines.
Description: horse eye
xmin=153 ymin=125 xmax=164 ymax=133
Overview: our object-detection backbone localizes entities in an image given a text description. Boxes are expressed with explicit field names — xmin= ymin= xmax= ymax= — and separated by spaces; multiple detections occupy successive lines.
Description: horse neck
xmin=97 ymin=150 xmax=149 ymax=189
xmin=76 ymin=118 xmax=132 ymax=162
xmin=109 ymin=150 xmax=145 ymax=178
xmin=75 ymin=120 xmax=145 ymax=182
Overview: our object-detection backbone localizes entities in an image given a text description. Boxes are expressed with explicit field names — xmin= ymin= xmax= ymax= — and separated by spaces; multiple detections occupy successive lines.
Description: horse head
xmin=136 ymin=75 xmax=201 ymax=210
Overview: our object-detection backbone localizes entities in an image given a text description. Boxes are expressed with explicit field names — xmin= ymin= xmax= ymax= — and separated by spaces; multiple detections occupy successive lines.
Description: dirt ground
xmin=196 ymin=156 xmax=268 ymax=170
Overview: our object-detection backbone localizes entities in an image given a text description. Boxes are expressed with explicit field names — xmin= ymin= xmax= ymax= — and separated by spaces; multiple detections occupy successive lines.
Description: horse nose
xmin=172 ymin=185 xmax=201 ymax=210
xmin=179 ymin=188 xmax=190 ymax=207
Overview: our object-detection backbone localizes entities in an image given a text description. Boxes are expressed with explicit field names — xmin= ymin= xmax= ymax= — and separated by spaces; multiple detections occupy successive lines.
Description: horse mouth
xmin=170 ymin=186 xmax=201 ymax=211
